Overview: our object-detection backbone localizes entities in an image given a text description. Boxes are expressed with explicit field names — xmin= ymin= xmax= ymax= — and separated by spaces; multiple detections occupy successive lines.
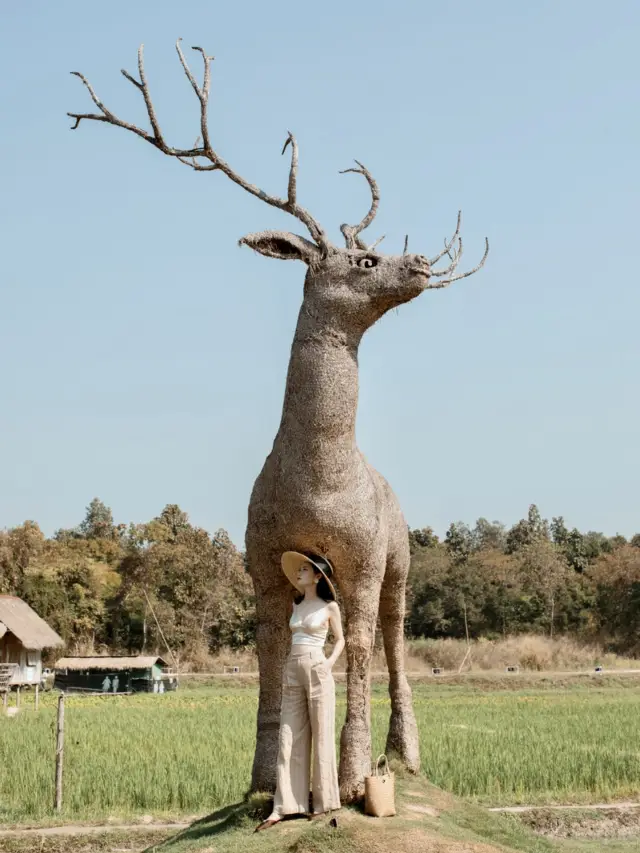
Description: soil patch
xmin=515 ymin=806 xmax=640 ymax=840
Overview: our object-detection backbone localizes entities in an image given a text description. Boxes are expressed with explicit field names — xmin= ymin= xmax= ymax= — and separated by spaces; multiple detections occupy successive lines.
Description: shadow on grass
xmin=149 ymin=799 xmax=341 ymax=852
xmin=154 ymin=802 xmax=249 ymax=848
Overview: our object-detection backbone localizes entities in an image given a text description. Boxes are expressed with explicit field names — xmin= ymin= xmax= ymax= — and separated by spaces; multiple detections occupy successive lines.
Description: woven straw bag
xmin=364 ymin=754 xmax=396 ymax=817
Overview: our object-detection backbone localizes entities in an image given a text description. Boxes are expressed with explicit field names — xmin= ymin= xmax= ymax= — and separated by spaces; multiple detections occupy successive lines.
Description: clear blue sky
xmin=2 ymin=1 xmax=639 ymax=546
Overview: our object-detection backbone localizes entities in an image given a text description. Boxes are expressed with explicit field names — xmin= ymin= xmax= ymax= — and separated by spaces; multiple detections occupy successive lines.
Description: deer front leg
xmin=338 ymin=581 xmax=381 ymax=803
xmin=249 ymin=562 xmax=292 ymax=794
xmin=379 ymin=547 xmax=420 ymax=772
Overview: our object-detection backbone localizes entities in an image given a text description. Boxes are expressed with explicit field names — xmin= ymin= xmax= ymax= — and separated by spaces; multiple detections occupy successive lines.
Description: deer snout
xmin=405 ymin=254 xmax=431 ymax=277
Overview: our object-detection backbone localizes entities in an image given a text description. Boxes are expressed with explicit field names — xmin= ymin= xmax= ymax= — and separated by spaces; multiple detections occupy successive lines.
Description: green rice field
xmin=1 ymin=684 xmax=639 ymax=823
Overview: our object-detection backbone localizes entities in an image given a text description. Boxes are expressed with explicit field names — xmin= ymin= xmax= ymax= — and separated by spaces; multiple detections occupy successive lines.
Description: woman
xmin=255 ymin=551 xmax=344 ymax=831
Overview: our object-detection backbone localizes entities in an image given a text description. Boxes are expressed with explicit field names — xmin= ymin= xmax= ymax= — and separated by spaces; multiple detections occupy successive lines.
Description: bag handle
xmin=373 ymin=754 xmax=390 ymax=777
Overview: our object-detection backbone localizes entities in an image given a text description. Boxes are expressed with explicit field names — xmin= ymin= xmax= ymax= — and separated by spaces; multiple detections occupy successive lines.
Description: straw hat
xmin=281 ymin=551 xmax=337 ymax=600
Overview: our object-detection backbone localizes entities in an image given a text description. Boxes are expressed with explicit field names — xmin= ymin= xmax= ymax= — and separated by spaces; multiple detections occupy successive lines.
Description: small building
xmin=0 ymin=595 xmax=64 ymax=689
xmin=53 ymin=655 xmax=178 ymax=694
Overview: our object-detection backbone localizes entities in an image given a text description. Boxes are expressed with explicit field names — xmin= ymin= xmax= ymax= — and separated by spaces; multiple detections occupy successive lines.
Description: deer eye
xmin=356 ymin=256 xmax=378 ymax=269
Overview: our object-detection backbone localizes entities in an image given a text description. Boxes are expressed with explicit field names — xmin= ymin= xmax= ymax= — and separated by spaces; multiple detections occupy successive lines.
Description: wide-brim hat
xmin=281 ymin=551 xmax=337 ymax=600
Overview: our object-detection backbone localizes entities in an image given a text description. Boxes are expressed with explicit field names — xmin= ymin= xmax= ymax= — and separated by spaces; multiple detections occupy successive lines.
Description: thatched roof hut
xmin=54 ymin=655 xmax=176 ymax=694
xmin=55 ymin=655 xmax=168 ymax=671
xmin=0 ymin=596 xmax=64 ymax=650
xmin=0 ymin=595 xmax=64 ymax=689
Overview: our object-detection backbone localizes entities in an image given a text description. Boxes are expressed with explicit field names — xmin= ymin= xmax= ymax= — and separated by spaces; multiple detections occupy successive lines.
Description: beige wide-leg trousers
xmin=273 ymin=646 xmax=341 ymax=816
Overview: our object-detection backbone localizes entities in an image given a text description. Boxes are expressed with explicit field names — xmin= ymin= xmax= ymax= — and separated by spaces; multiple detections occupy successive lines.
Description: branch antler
xmin=429 ymin=211 xmax=462 ymax=266
xmin=68 ymin=41 xmax=331 ymax=252
xmin=339 ymin=160 xmax=381 ymax=251
xmin=426 ymin=213 xmax=489 ymax=289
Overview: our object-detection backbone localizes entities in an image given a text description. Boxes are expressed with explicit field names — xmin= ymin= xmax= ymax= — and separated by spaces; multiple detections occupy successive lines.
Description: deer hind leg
xmin=379 ymin=543 xmax=420 ymax=772
xmin=247 ymin=549 xmax=292 ymax=795
xmin=338 ymin=575 xmax=382 ymax=803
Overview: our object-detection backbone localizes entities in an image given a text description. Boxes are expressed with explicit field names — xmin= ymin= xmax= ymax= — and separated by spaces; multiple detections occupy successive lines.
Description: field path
xmin=490 ymin=802 xmax=640 ymax=813
xmin=187 ymin=668 xmax=640 ymax=679
xmin=0 ymin=821 xmax=190 ymax=838
xmin=4 ymin=802 xmax=640 ymax=836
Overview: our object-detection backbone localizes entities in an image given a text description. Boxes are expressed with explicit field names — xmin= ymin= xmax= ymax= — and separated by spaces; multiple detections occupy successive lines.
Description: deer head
xmin=68 ymin=41 xmax=488 ymax=335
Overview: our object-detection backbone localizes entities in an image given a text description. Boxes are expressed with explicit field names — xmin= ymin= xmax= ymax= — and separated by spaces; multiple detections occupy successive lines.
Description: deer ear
xmin=239 ymin=231 xmax=322 ymax=265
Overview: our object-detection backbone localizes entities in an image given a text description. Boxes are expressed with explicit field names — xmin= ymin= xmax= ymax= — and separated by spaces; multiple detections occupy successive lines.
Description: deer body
xmin=68 ymin=41 xmax=488 ymax=802
xmin=246 ymin=330 xmax=416 ymax=798
xmin=242 ymin=242 xmax=439 ymax=798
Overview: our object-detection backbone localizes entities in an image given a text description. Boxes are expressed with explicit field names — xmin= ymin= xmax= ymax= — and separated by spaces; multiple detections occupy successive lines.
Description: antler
xmin=68 ymin=41 xmax=331 ymax=252
xmin=425 ymin=213 xmax=489 ymax=289
xmin=339 ymin=161 xmax=381 ymax=251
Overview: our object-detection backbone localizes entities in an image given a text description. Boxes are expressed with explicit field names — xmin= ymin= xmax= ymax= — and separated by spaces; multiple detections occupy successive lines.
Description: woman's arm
xmin=325 ymin=601 xmax=345 ymax=669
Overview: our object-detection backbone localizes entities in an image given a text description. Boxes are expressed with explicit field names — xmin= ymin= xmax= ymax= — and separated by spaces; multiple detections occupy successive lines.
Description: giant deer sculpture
xmin=69 ymin=41 xmax=488 ymax=801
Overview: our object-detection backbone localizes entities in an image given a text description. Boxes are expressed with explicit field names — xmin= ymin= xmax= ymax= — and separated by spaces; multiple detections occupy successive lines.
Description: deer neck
xmin=274 ymin=301 xmax=364 ymax=486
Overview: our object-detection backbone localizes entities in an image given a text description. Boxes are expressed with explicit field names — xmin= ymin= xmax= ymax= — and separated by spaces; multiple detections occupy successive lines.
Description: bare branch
xmin=175 ymin=40 xmax=213 ymax=154
xmin=69 ymin=71 xmax=110 ymax=116
xmin=192 ymin=46 xmax=214 ymax=101
xmin=120 ymin=68 xmax=142 ymax=90
xmin=137 ymin=45 xmax=166 ymax=148
xmin=442 ymin=236 xmax=455 ymax=263
xmin=427 ymin=238 xmax=489 ymax=288
xmin=175 ymin=156 xmax=219 ymax=171
xmin=429 ymin=211 xmax=461 ymax=265
xmin=175 ymin=38 xmax=202 ymax=97
xmin=175 ymin=134 xmax=219 ymax=171
xmin=282 ymin=132 xmax=298 ymax=206
xmin=67 ymin=72 xmax=155 ymax=142
xmin=368 ymin=235 xmax=385 ymax=251
xmin=68 ymin=112 xmax=109 ymax=130
xmin=68 ymin=41 xmax=331 ymax=252
xmin=339 ymin=160 xmax=380 ymax=250
xmin=430 ymin=237 xmax=464 ymax=279
xmin=403 ymin=235 xmax=409 ymax=256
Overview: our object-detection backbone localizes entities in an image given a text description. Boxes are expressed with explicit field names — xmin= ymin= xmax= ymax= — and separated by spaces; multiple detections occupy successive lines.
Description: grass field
xmin=1 ymin=683 xmax=639 ymax=825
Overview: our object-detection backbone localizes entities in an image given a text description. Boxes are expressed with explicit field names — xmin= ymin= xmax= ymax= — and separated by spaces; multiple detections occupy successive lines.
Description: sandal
xmin=254 ymin=817 xmax=281 ymax=832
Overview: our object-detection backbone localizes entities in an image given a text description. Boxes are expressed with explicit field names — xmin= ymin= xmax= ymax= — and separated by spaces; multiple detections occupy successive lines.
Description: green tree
xmin=590 ymin=545 xmax=640 ymax=653
xmin=445 ymin=522 xmax=473 ymax=564
xmin=156 ymin=504 xmax=190 ymax=542
xmin=116 ymin=508 xmax=254 ymax=658
xmin=78 ymin=498 xmax=116 ymax=540
xmin=408 ymin=527 xmax=439 ymax=553
xmin=551 ymin=517 xmax=590 ymax=573
xmin=516 ymin=538 xmax=569 ymax=637
xmin=407 ymin=544 xmax=454 ymax=637
xmin=0 ymin=521 xmax=45 ymax=594
xmin=505 ymin=504 xmax=549 ymax=553
xmin=472 ymin=518 xmax=507 ymax=552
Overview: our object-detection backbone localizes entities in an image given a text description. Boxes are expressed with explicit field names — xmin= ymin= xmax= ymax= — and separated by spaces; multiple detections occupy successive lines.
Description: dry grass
xmin=405 ymin=635 xmax=635 ymax=673
xmin=181 ymin=635 xmax=637 ymax=675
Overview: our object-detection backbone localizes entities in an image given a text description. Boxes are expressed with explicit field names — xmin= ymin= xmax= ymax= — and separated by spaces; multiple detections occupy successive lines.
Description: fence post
xmin=35 ymin=683 xmax=40 ymax=712
xmin=54 ymin=694 xmax=65 ymax=812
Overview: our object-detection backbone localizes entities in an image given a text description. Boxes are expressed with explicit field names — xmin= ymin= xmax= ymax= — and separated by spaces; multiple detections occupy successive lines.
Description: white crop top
xmin=290 ymin=602 xmax=330 ymax=647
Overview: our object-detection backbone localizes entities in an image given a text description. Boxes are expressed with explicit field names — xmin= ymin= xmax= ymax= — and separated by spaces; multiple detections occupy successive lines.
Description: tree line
xmin=408 ymin=506 xmax=640 ymax=654
xmin=1 ymin=500 xmax=639 ymax=661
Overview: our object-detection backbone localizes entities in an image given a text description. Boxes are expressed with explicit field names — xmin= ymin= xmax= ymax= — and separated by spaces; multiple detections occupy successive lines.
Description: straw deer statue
xmin=69 ymin=41 xmax=488 ymax=801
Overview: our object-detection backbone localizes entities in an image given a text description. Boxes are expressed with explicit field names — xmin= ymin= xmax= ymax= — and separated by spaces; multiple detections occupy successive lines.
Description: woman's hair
xmin=315 ymin=572 xmax=335 ymax=603
xmin=292 ymin=554 xmax=336 ymax=604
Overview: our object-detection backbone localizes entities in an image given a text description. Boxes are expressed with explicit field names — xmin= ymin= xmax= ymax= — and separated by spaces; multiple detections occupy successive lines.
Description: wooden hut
xmin=53 ymin=655 xmax=178 ymax=694
xmin=0 ymin=596 xmax=64 ymax=696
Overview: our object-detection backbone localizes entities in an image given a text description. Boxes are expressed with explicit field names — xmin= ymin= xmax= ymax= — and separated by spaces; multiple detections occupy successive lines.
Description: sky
xmin=1 ymin=1 xmax=639 ymax=547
